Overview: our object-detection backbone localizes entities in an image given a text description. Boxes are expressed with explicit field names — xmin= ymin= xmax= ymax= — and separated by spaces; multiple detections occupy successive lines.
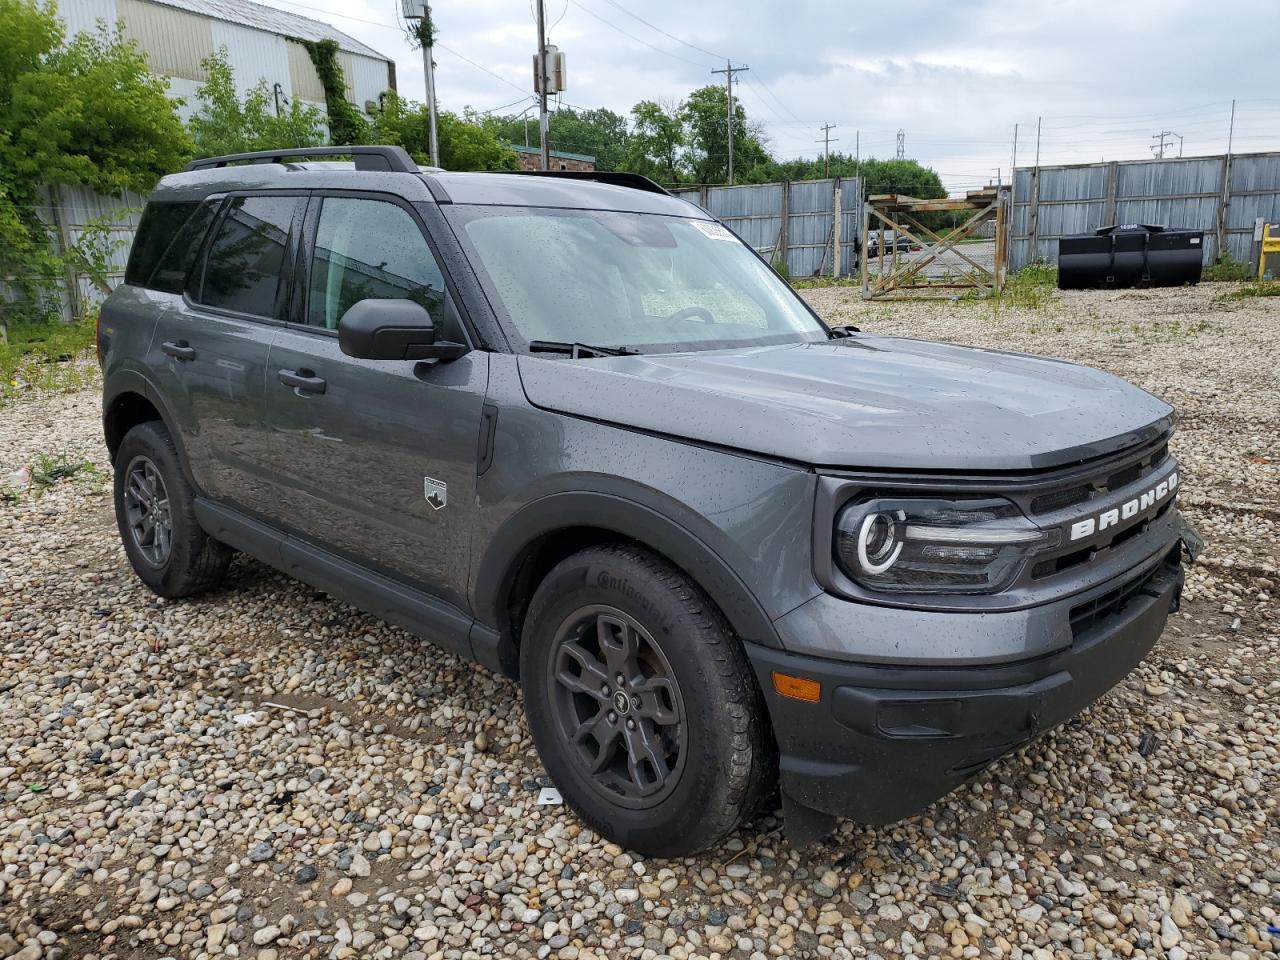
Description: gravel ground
xmin=1 ymin=282 xmax=1277 ymax=960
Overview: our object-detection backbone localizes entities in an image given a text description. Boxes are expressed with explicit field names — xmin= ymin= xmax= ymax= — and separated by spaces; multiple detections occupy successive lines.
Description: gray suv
xmin=100 ymin=145 xmax=1199 ymax=856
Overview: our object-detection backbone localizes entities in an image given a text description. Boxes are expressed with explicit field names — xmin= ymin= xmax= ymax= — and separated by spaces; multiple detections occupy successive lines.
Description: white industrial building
xmin=53 ymin=0 xmax=395 ymax=120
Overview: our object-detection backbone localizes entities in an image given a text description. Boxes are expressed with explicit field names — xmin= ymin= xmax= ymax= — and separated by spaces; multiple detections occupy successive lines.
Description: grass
xmin=0 ymin=313 xmax=98 ymax=405
xmin=1217 ymin=279 xmax=1280 ymax=301
xmin=991 ymin=262 xmax=1057 ymax=310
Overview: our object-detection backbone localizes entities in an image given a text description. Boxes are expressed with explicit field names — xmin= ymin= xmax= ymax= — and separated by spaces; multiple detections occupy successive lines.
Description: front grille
xmin=1028 ymin=441 xmax=1169 ymax=516
xmin=1067 ymin=561 xmax=1165 ymax=638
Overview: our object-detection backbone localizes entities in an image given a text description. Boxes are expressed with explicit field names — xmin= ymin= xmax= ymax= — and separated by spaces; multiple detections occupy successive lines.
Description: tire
xmin=520 ymin=544 xmax=775 ymax=857
xmin=113 ymin=420 xmax=232 ymax=598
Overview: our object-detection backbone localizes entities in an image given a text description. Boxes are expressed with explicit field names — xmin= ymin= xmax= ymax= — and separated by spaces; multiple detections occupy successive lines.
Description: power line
xmin=594 ymin=0 xmax=724 ymax=62
xmin=568 ymin=0 xmax=708 ymax=68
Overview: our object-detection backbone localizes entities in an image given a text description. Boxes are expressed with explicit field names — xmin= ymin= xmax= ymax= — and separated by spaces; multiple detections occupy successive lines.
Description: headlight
xmin=834 ymin=496 xmax=1059 ymax=595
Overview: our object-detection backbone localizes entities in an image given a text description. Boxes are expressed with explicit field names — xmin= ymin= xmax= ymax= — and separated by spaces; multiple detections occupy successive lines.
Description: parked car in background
xmin=99 ymin=146 xmax=1199 ymax=857
xmin=866 ymin=228 xmax=917 ymax=258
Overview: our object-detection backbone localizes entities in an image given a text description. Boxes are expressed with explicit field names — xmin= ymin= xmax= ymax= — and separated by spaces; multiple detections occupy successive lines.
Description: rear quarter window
xmin=125 ymin=200 xmax=223 ymax=293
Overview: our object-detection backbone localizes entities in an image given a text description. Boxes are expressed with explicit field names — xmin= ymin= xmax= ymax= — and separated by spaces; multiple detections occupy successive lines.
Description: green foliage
xmin=297 ymin=38 xmax=367 ymax=146
xmin=1202 ymin=252 xmax=1252 ymax=282
xmin=370 ymin=92 xmax=516 ymax=171
xmin=994 ymin=261 xmax=1057 ymax=310
xmin=0 ymin=0 xmax=190 ymax=338
xmin=1220 ymin=279 xmax=1280 ymax=300
xmin=188 ymin=48 xmax=324 ymax=157
xmin=680 ymin=85 xmax=769 ymax=185
xmin=478 ymin=104 xmax=631 ymax=172
xmin=0 ymin=311 xmax=97 ymax=404
xmin=624 ymin=100 xmax=684 ymax=182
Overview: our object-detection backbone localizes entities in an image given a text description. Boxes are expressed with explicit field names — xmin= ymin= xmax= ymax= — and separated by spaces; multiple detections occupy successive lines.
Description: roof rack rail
xmin=512 ymin=170 xmax=672 ymax=196
xmin=185 ymin=145 xmax=419 ymax=173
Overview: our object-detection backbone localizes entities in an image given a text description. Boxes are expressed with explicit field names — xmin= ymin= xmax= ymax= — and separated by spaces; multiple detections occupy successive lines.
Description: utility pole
xmin=817 ymin=123 xmax=838 ymax=178
xmin=402 ymin=0 xmax=439 ymax=167
xmin=1151 ymin=130 xmax=1183 ymax=159
xmin=535 ymin=0 xmax=550 ymax=170
xmin=711 ymin=60 xmax=748 ymax=184
xmin=895 ymin=129 xmax=905 ymax=160
xmin=421 ymin=4 xmax=439 ymax=167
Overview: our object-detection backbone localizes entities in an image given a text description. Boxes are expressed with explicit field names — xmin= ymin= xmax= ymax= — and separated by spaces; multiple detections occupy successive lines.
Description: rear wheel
xmin=520 ymin=544 xmax=774 ymax=856
xmin=113 ymin=421 xmax=232 ymax=598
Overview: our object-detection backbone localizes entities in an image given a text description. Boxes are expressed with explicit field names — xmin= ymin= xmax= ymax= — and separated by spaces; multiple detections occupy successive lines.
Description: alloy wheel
xmin=547 ymin=604 xmax=687 ymax=809
xmin=122 ymin=455 xmax=173 ymax=568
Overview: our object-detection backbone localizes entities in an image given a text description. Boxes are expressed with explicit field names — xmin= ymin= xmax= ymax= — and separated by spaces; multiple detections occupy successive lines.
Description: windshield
xmin=447 ymin=205 xmax=829 ymax=353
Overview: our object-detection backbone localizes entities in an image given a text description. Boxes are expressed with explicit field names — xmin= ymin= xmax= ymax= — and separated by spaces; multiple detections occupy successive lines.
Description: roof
xmin=427 ymin=173 xmax=704 ymax=217
xmin=146 ymin=0 xmax=390 ymax=61
xmin=509 ymin=145 xmax=597 ymax=164
xmin=155 ymin=165 xmax=707 ymax=218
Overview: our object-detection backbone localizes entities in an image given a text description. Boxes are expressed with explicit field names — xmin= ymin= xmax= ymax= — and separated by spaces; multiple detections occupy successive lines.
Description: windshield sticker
xmin=691 ymin=220 xmax=736 ymax=242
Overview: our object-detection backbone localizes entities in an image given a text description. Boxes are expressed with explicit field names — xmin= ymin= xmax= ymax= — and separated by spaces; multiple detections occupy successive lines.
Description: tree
xmin=680 ymin=84 xmax=769 ymax=185
xmin=0 ymin=0 xmax=190 ymax=335
xmin=624 ymin=100 xmax=684 ymax=184
xmin=187 ymin=48 xmax=325 ymax=158
xmin=369 ymin=92 xmax=516 ymax=171
xmin=479 ymin=105 xmax=631 ymax=171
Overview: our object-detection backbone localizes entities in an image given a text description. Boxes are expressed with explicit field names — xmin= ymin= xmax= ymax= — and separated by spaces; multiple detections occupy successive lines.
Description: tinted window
xmin=307 ymin=197 xmax=450 ymax=335
xmin=149 ymin=200 xmax=219 ymax=294
xmin=199 ymin=196 xmax=298 ymax=318
xmin=125 ymin=202 xmax=199 ymax=288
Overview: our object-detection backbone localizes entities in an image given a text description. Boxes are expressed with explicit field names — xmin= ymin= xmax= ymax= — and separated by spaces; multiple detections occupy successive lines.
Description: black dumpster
xmin=1057 ymin=224 xmax=1204 ymax=289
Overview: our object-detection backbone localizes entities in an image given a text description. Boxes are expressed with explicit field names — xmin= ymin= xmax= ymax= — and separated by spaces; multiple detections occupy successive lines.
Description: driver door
xmin=262 ymin=193 xmax=488 ymax=610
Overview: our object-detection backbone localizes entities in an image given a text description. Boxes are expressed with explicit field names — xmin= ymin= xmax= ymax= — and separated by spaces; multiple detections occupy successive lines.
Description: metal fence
xmin=672 ymin=178 xmax=863 ymax=277
xmin=2 ymin=185 xmax=143 ymax=323
xmin=1011 ymin=151 xmax=1280 ymax=270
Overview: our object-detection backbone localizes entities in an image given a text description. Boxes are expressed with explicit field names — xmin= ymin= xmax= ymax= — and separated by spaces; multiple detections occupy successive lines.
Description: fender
xmin=472 ymin=488 xmax=785 ymax=668
xmin=102 ymin=368 xmax=204 ymax=493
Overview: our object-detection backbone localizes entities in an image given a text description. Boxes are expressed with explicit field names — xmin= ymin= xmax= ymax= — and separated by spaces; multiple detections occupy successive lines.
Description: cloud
xmin=272 ymin=0 xmax=1280 ymax=192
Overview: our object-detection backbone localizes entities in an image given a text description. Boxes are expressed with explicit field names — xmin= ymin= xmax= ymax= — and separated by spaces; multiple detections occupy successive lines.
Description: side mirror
xmin=337 ymin=299 xmax=469 ymax=361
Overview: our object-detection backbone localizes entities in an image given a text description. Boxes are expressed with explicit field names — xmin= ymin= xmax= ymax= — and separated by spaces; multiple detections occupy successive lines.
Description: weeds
xmin=0 ymin=312 xmax=99 ymax=405
xmin=1217 ymin=280 xmax=1280 ymax=301
xmin=2 ymin=450 xmax=105 ymax=504
xmin=1202 ymin=253 xmax=1253 ymax=282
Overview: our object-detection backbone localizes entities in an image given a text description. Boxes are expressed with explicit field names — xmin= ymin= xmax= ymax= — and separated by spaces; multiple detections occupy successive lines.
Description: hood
xmin=516 ymin=336 xmax=1174 ymax=471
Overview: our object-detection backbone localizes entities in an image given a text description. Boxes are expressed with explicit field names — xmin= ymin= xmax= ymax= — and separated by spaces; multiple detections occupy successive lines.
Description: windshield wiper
xmin=527 ymin=340 xmax=639 ymax=358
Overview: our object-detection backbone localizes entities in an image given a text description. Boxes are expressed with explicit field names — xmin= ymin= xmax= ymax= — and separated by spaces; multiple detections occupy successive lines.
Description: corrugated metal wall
xmin=673 ymin=178 xmax=863 ymax=277
xmin=119 ymin=0 xmax=213 ymax=80
xmin=1011 ymin=151 xmax=1280 ymax=269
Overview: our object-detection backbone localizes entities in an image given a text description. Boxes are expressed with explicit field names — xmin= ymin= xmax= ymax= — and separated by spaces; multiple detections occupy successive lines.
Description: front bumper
xmin=746 ymin=546 xmax=1184 ymax=834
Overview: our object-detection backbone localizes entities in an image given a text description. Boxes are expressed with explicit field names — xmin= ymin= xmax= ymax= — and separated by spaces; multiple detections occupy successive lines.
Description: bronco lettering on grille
xmin=1069 ymin=471 xmax=1178 ymax=541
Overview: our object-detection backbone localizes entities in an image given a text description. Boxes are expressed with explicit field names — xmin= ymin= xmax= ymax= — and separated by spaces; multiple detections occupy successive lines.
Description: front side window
xmin=306 ymin=197 xmax=449 ymax=334
xmin=448 ymin=206 xmax=827 ymax=353
xmin=199 ymin=195 xmax=298 ymax=318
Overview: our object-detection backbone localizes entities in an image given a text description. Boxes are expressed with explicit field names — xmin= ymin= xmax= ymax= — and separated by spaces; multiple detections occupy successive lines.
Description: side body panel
xmin=262 ymin=327 xmax=489 ymax=609
xmin=147 ymin=296 xmax=276 ymax=510
xmin=470 ymin=353 xmax=821 ymax=653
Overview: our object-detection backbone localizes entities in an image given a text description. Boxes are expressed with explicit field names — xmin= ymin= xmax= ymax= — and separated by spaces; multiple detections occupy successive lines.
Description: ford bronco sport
xmin=100 ymin=145 xmax=1200 ymax=856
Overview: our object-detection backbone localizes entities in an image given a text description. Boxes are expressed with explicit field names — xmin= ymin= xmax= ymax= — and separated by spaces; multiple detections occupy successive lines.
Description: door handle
xmin=278 ymin=368 xmax=327 ymax=394
xmin=161 ymin=340 xmax=196 ymax=362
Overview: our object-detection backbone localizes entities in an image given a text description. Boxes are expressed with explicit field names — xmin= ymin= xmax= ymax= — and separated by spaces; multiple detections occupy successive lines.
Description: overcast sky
xmin=267 ymin=0 xmax=1279 ymax=192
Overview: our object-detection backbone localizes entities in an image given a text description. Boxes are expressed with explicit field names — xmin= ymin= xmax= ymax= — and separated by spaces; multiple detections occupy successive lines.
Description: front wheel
xmin=520 ymin=544 xmax=774 ymax=856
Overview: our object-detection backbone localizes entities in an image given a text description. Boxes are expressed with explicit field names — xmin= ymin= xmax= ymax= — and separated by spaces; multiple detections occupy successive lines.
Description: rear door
xmin=147 ymin=192 xmax=305 ymax=515
xmin=261 ymin=192 xmax=489 ymax=611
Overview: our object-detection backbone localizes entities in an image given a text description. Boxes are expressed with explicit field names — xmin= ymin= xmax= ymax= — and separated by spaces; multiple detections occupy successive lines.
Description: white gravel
xmin=0 ymin=281 xmax=1277 ymax=960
